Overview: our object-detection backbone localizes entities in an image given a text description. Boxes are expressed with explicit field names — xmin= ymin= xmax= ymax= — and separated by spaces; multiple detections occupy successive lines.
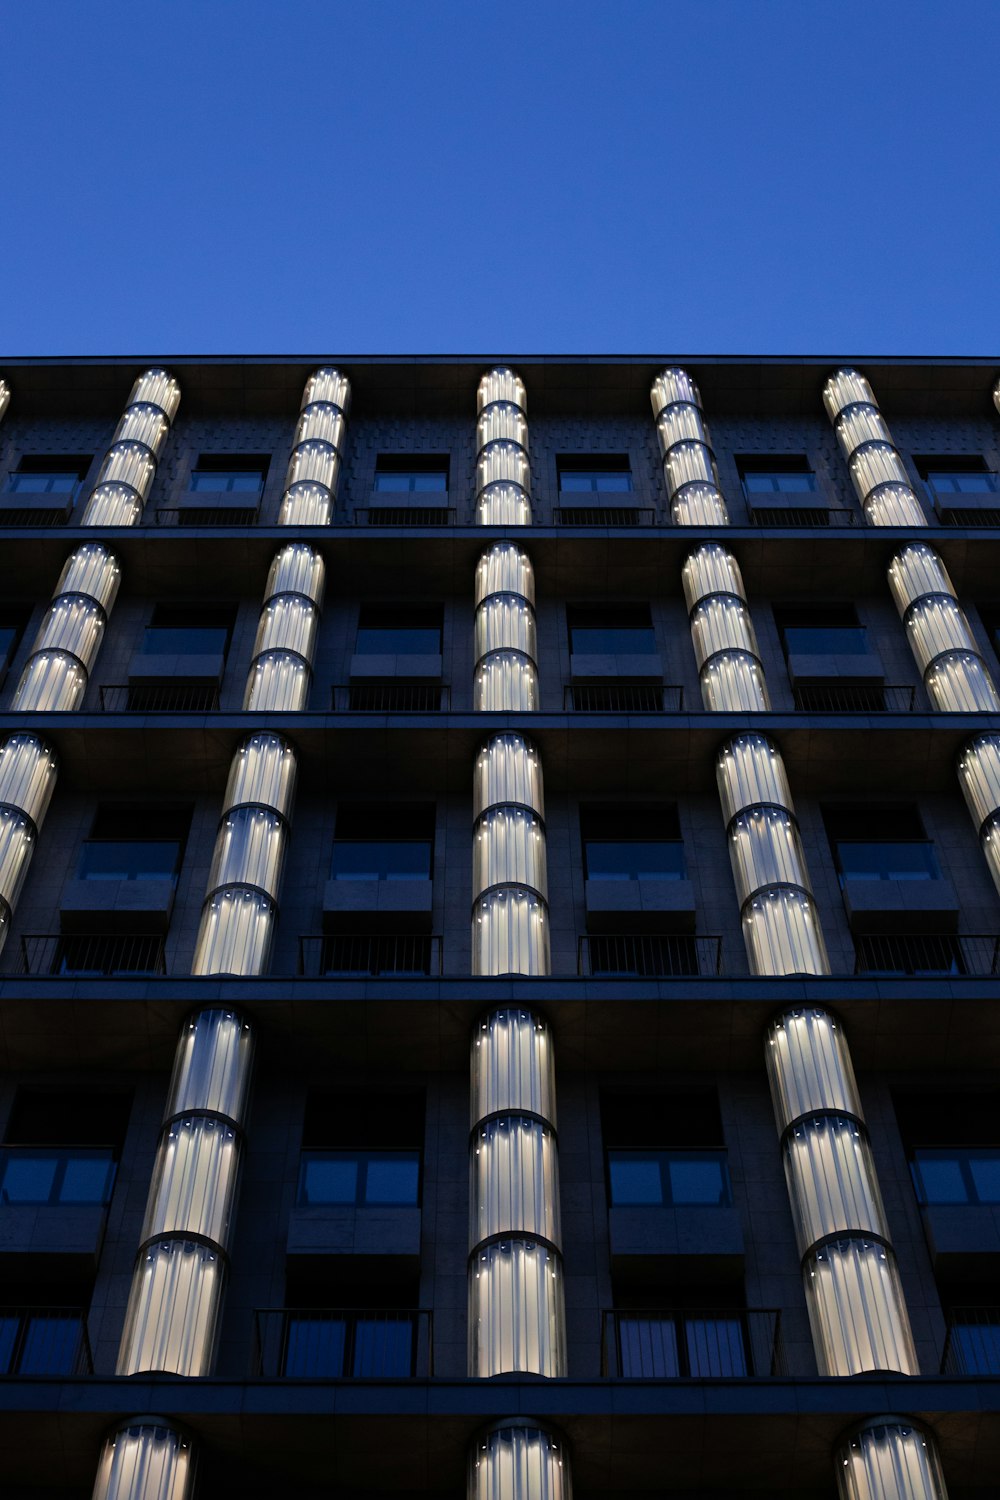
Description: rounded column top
xmin=717 ymin=733 xmax=793 ymax=822
xmin=651 ymin=367 xmax=702 ymax=416
xmin=478 ymin=368 xmax=526 ymax=414
xmin=822 ymin=368 xmax=876 ymax=421
xmin=303 ymin=367 xmax=350 ymax=411
xmin=128 ymin=369 xmax=181 ymax=422
xmin=475 ymin=542 xmax=535 ymax=606
xmin=224 ymin=732 xmax=297 ymax=818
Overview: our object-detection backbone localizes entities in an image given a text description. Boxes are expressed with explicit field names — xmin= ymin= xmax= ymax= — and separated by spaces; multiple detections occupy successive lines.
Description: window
xmin=823 ymin=805 xmax=940 ymax=884
xmin=557 ymin=456 xmax=632 ymax=493
xmin=568 ymin=605 xmax=656 ymax=656
xmin=602 ymin=1089 xmax=730 ymax=1206
xmin=330 ymin=804 xmax=434 ymax=880
xmin=4 ymin=455 xmax=91 ymax=497
xmin=894 ymin=1091 xmax=1000 ymax=1207
xmin=914 ymin=454 xmax=998 ymax=499
xmin=0 ymin=1307 xmax=90 ymax=1375
xmin=614 ymin=1308 xmax=749 ymax=1378
xmin=738 ymin=455 xmax=816 ymax=495
xmin=582 ymin=806 xmax=684 ymax=880
xmin=77 ymin=804 xmax=191 ymax=884
xmin=188 ymin=455 xmax=268 ymax=493
xmin=355 ymin=606 xmax=443 ymax=656
xmin=140 ymin=605 xmax=235 ymax=658
xmin=374 ymin=456 xmax=449 ymax=493
xmin=774 ymin=605 xmax=869 ymax=658
xmin=298 ymin=1089 xmax=424 ymax=1206
xmin=0 ymin=1087 xmax=130 ymax=1208
xmin=0 ymin=609 xmax=27 ymax=680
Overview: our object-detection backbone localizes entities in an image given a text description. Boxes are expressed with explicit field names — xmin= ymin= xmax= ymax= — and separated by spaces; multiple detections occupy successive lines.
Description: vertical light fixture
xmin=651 ymin=367 xmax=729 ymax=525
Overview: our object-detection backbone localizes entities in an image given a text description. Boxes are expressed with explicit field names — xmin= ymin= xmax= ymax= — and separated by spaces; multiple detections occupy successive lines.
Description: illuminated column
xmin=0 ymin=733 xmax=58 ymax=957
xmin=472 ymin=734 xmax=549 ymax=976
xmin=191 ymin=732 xmax=295 ymax=976
xmin=823 ymin=369 xmax=927 ymax=526
xmin=469 ymin=1423 xmax=571 ymax=1500
xmin=766 ymin=1008 xmax=917 ymax=1376
xmin=476 ymin=368 xmax=531 ymax=526
xmin=957 ymin=735 xmax=1000 ymax=902
xmin=651 ymin=367 xmax=729 ymax=525
xmin=717 ymin=733 xmax=829 ymax=976
xmin=277 ymin=366 xmax=349 ymax=526
xmin=469 ymin=1008 xmax=566 ymax=1376
xmin=887 ymin=544 xmax=1000 ymax=712
xmin=0 ymin=378 xmax=9 ymax=422
xmin=117 ymin=1007 xmax=252 ymax=1376
xmin=82 ymin=369 xmax=180 ymax=526
xmin=14 ymin=543 xmax=121 ymax=711
xmin=682 ymin=544 xmax=770 ymax=710
xmin=475 ymin=543 xmax=538 ymax=710
xmin=836 ymin=1419 xmax=949 ymax=1500
xmin=994 ymin=378 xmax=1000 ymax=418
xmin=92 ymin=1420 xmax=195 ymax=1500
xmin=244 ymin=544 xmax=324 ymax=711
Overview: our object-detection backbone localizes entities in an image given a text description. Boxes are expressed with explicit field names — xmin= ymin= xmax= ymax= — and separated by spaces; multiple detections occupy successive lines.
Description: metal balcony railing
xmin=299 ymin=934 xmax=443 ymax=978
xmin=937 ymin=507 xmax=1000 ymax=527
xmin=602 ymin=1308 xmax=784 ymax=1378
xmin=0 ymin=1308 xmax=93 ymax=1376
xmin=99 ymin=683 xmax=221 ymax=712
xmin=853 ymin=933 xmax=1000 ymax=977
xmin=253 ymin=1308 xmax=432 ymax=1378
xmin=0 ymin=505 xmax=73 ymax=528
xmin=564 ymin=684 xmax=684 ymax=712
xmin=354 ymin=506 xmax=455 ymax=527
xmin=332 ymin=683 xmax=449 ymax=712
xmin=553 ymin=505 xmax=656 ymax=527
xmin=941 ymin=1308 xmax=1000 ymax=1375
xmin=747 ymin=504 xmax=857 ymax=528
xmin=154 ymin=506 xmax=260 ymax=527
xmin=579 ymin=934 xmax=723 ymax=978
xmin=15 ymin=934 xmax=168 ymax=977
xmin=791 ymin=683 xmax=916 ymax=712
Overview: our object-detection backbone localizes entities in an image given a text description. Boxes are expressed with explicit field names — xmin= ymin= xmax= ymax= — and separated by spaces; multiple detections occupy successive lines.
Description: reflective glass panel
xmin=330 ymin=840 xmax=431 ymax=880
xmin=374 ymin=471 xmax=447 ymax=492
xmin=743 ymin=471 xmax=817 ymax=494
xmin=585 ymin=840 xmax=685 ymax=880
xmin=927 ymin=472 xmax=1000 ymax=495
xmin=911 ymin=1148 xmax=1000 ymax=1205
xmin=78 ymin=840 xmax=180 ymax=881
xmin=364 ymin=1157 xmax=420 ymax=1204
xmin=19 ymin=1314 xmax=81 ymax=1374
xmin=559 ymin=470 xmax=632 ymax=492
xmin=608 ymin=1156 xmax=663 ymax=1204
xmin=782 ymin=627 xmax=868 ymax=655
xmin=141 ymin=626 xmax=229 ymax=655
xmin=685 ymin=1317 xmax=747 ymax=1376
xmin=949 ymin=1321 xmax=1000 ymax=1374
xmin=284 ymin=1317 xmax=346 ymax=1376
xmin=619 ymin=1317 xmax=680 ymax=1376
xmin=836 ymin=841 xmax=940 ymax=881
xmin=353 ymin=1317 xmax=413 ymax=1376
xmin=7 ymin=471 xmax=81 ymax=494
xmin=190 ymin=470 xmax=263 ymax=492
xmin=298 ymin=1156 xmax=357 ymax=1204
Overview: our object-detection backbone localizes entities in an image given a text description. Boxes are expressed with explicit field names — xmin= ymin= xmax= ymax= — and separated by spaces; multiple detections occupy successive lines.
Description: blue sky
xmin=3 ymin=0 xmax=998 ymax=355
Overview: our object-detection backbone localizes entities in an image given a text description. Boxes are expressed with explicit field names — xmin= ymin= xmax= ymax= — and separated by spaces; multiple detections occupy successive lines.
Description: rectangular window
xmin=140 ymin=605 xmax=235 ymax=658
xmin=1 ymin=1086 xmax=130 ymax=1208
xmin=582 ymin=806 xmax=684 ymax=880
xmin=602 ymin=1088 xmax=729 ymax=1206
xmin=894 ymin=1091 xmax=1000 ymax=1208
xmin=607 ymin=1150 xmax=732 ymax=1206
xmin=77 ymin=805 xmax=191 ymax=884
xmin=330 ymin=804 xmax=434 ymax=880
xmin=298 ymin=1088 xmax=424 ymax=1208
xmin=914 ymin=454 xmax=997 ymax=499
xmin=617 ymin=1313 xmax=748 ymax=1378
xmin=5 ymin=456 xmax=91 ymax=497
xmin=824 ymin=805 xmax=940 ymax=884
xmin=738 ymin=455 xmax=816 ymax=495
xmin=297 ymin=1150 xmax=421 ymax=1206
xmin=0 ymin=1309 xmax=89 ymax=1376
xmin=0 ymin=610 xmax=27 ymax=677
xmin=568 ymin=605 xmax=656 ymax=656
xmin=281 ymin=1311 xmax=416 ymax=1377
xmin=355 ymin=606 xmax=443 ymax=656
xmin=0 ymin=1147 xmax=117 ymax=1206
xmin=374 ymin=456 xmax=449 ymax=493
xmin=774 ymin=605 xmax=868 ymax=657
xmin=188 ymin=455 xmax=269 ymax=493
xmin=557 ymin=456 xmax=632 ymax=493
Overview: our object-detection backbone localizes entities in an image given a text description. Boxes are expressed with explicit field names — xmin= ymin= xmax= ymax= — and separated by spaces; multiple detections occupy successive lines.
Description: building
xmin=0 ymin=354 xmax=997 ymax=1499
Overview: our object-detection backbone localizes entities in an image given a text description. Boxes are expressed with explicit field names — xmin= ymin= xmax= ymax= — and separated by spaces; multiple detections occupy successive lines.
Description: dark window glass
xmin=558 ymin=456 xmax=632 ymax=494
xmin=946 ymin=1319 xmax=1000 ymax=1375
xmin=5 ymin=456 xmax=91 ymax=496
xmin=189 ymin=454 xmax=268 ymax=493
xmin=331 ymin=803 xmax=434 ymax=879
xmin=0 ymin=1147 xmax=116 ymax=1206
xmin=282 ymin=1313 xmax=414 ymax=1377
xmin=77 ymin=804 xmax=190 ymax=883
xmin=775 ymin=606 xmax=867 ymax=656
xmin=739 ymin=455 xmax=815 ymax=496
xmin=141 ymin=605 xmax=235 ymax=657
xmin=0 ymin=1310 xmax=86 ymax=1375
xmin=608 ymin=1149 xmax=732 ymax=1206
xmin=582 ymin=806 xmax=683 ymax=879
xmin=911 ymin=1149 xmax=1000 ymax=1205
xmin=824 ymin=805 xmax=938 ymax=883
xmin=297 ymin=1150 xmax=421 ymax=1206
xmin=568 ymin=605 xmax=656 ymax=655
xmin=374 ymin=456 xmax=449 ymax=493
xmin=913 ymin=454 xmax=997 ymax=500
xmin=355 ymin=606 xmax=443 ymax=655
xmin=617 ymin=1314 xmax=747 ymax=1377
xmin=0 ymin=610 xmax=27 ymax=671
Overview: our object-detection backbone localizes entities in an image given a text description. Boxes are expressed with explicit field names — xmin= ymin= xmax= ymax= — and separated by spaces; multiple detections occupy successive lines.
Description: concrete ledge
xmin=609 ymin=1204 xmax=744 ymax=1279
xmin=59 ymin=877 xmax=176 ymax=934
xmin=128 ymin=651 xmax=225 ymax=684
xmin=585 ymin=878 xmax=696 ymax=933
xmin=570 ymin=653 xmax=662 ymax=680
xmin=287 ymin=1205 xmax=422 ymax=1260
xmin=349 ymin=653 xmax=442 ymax=680
xmin=842 ymin=876 xmax=959 ymax=934
xmin=920 ymin=1202 xmax=1000 ymax=1271
xmin=323 ymin=879 xmax=433 ymax=933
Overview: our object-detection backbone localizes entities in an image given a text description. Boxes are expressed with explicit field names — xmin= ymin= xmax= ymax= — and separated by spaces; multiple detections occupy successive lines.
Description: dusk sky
xmin=4 ymin=0 xmax=998 ymax=355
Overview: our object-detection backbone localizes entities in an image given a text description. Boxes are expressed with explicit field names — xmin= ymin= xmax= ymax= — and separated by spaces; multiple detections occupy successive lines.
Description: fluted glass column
xmin=82 ymin=369 xmax=180 ymax=526
xmin=469 ymin=1008 xmax=566 ymax=1376
xmin=191 ymin=732 xmax=295 ymax=975
xmin=887 ymin=544 xmax=1000 ymax=711
xmin=0 ymin=733 xmax=58 ymax=956
xmin=0 ymin=379 xmax=9 ymax=422
xmin=14 ymin=544 xmax=121 ymax=711
xmin=682 ymin=545 xmax=770 ymax=710
xmin=468 ymin=1423 xmax=571 ymax=1500
xmin=823 ymin=369 xmax=927 ymax=526
xmin=472 ymin=734 xmax=549 ymax=975
xmin=651 ymin=368 xmax=729 ymax=525
xmin=118 ymin=1007 xmax=253 ymax=1376
xmin=836 ymin=1418 xmax=949 ymax=1500
xmin=277 ymin=367 xmax=349 ymax=526
xmin=244 ymin=543 xmax=325 ymax=711
xmin=92 ymin=1420 xmax=195 ymax=1500
xmin=475 ymin=543 xmax=538 ymax=710
xmin=476 ymin=368 xmax=531 ymax=526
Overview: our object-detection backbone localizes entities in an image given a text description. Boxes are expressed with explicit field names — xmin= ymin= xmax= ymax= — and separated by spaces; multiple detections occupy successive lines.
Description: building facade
xmin=0 ymin=355 xmax=998 ymax=1498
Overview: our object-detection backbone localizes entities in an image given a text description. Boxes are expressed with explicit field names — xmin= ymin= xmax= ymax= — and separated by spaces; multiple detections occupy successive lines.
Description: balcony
xmin=299 ymin=934 xmax=443 ymax=977
xmin=99 ymin=683 xmax=221 ymax=712
xmin=355 ymin=506 xmax=455 ymax=527
xmin=253 ymin=1308 xmax=432 ymax=1377
xmin=941 ymin=1308 xmax=1000 ymax=1374
xmin=564 ymin=684 xmax=684 ymax=712
xmin=0 ymin=1308 xmax=93 ymax=1375
xmin=791 ymin=683 xmax=916 ymax=712
xmin=332 ymin=684 xmax=449 ymax=712
xmin=14 ymin=933 xmax=167 ymax=977
xmin=926 ymin=472 xmax=1000 ymax=526
xmin=553 ymin=505 xmax=656 ymax=527
xmin=578 ymin=934 xmax=722 ymax=977
xmin=601 ymin=1308 xmax=784 ymax=1378
xmin=747 ymin=503 xmax=856 ymax=528
xmin=154 ymin=503 xmax=260 ymax=527
xmin=853 ymin=932 xmax=1000 ymax=976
